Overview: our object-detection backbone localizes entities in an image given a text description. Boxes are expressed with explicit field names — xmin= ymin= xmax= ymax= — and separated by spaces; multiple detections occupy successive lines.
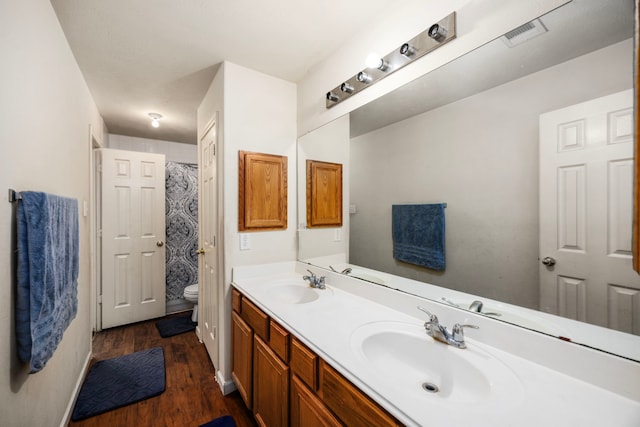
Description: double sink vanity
xmin=231 ymin=261 xmax=640 ymax=427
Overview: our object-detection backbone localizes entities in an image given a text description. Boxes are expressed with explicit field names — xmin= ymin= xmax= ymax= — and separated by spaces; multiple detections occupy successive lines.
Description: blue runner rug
xmin=71 ymin=347 xmax=165 ymax=421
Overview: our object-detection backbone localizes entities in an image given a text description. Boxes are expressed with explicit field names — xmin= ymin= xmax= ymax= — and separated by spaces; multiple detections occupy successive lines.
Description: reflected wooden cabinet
xmin=306 ymin=160 xmax=342 ymax=228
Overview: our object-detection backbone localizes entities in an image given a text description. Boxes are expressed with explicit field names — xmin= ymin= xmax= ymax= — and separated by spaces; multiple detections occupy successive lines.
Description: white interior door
xmin=100 ymin=148 xmax=167 ymax=329
xmin=199 ymin=120 xmax=219 ymax=368
xmin=540 ymin=89 xmax=640 ymax=334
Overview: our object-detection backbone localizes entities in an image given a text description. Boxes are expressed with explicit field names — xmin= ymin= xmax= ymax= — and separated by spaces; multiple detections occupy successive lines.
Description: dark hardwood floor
xmin=68 ymin=313 xmax=257 ymax=427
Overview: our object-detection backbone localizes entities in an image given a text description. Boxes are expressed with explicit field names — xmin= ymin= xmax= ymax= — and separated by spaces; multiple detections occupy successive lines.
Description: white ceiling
xmin=50 ymin=0 xmax=396 ymax=144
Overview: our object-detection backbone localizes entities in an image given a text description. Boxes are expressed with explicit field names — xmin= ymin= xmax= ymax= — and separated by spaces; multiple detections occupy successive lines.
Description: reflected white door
xmin=539 ymin=89 xmax=640 ymax=334
xmin=101 ymin=149 xmax=166 ymax=329
xmin=199 ymin=119 xmax=219 ymax=368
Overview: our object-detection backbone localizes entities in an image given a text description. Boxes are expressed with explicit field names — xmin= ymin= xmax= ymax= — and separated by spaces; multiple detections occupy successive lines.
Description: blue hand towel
xmin=16 ymin=191 xmax=79 ymax=373
xmin=392 ymin=203 xmax=446 ymax=271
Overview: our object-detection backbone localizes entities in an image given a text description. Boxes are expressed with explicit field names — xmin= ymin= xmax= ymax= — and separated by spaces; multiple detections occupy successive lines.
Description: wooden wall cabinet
xmin=231 ymin=287 xmax=402 ymax=427
xmin=306 ymin=160 xmax=342 ymax=228
xmin=239 ymin=151 xmax=287 ymax=231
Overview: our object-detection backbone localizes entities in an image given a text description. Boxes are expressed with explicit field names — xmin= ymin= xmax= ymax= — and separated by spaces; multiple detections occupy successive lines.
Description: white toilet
xmin=183 ymin=284 xmax=199 ymax=322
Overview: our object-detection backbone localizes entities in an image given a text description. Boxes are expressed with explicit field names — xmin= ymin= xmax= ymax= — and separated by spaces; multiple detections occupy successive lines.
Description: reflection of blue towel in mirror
xmin=16 ymin=191 xmax=79 ymax=373
xmin=392 ymin=203 xmax=445 ymax=271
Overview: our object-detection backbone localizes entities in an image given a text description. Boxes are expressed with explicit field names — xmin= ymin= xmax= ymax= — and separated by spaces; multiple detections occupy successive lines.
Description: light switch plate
xmin=239 ymin=234 xmax=251 ymax=251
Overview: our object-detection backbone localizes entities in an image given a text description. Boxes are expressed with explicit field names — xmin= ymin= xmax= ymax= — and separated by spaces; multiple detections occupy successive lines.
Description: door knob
xmin=156 ymin=241 xmax=164 ymax=247
xmin=196 ymin=248 xmax=205 ymax=255
xmin=541 ymin=256 xmax=556 ymax=266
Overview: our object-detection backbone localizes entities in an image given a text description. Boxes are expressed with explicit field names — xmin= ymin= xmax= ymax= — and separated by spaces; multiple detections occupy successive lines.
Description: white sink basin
xmin=350 ymin=321 xmax=524 ymax=411
xmin=266 ymin=280 xmax=333 ymax=304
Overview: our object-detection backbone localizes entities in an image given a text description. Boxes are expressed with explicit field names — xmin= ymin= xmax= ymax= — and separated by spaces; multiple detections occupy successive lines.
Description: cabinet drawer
xmin=241 ymin=297 xmax=269 ymax=341
xmin=290 ymin=337 xmax=318 ymax=391
xmin=269 ymin=320 xmax=290 ymax=363
xmin=320 ymin=361 xmax=399 ymax=427
xmin=232 ymin=288 xmax=242 ymax=313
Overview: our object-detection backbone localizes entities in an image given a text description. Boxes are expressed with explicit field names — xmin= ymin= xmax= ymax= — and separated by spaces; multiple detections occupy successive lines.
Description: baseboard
xmin=216 ymin=370 xmax=237 ymax=395
xmin=60 ymin=350 xmax=92 ymax=427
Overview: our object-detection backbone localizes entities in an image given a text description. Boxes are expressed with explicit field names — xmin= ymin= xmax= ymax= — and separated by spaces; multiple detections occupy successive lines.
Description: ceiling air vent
xmin=501 ymin=18 xmax=548 ymax=47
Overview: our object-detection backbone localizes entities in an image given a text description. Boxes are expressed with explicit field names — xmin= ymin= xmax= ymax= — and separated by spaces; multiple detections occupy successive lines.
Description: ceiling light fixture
xmin=325 ymin=12 xmax=456 ymax=109
xmin=149 ymin=113 xmax=162 ymax=128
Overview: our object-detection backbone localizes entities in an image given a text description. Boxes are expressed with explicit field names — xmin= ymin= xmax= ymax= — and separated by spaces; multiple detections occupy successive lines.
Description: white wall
xmin=296 ymin=0 xmax=569 ymax=136
xmin=0 ymin=1 xmax=105 ymax=426
xmin=197 ymin=62 xmax=297 ymax=390
xmin=349 ymin=40 xmax=632 ymax=309
xmin=108 ymin=134 xmax=197 ymax=164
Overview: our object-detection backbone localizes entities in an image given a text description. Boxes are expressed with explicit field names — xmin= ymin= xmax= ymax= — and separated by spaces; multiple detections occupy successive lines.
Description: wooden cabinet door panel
xmin=291 ymin=375 xmax=342 ymax=427
xmin=231 ymin=311 xmax=253 ymax=409
xmin=254 ymin=336 xmax=289 ymax=427
xmin=239 ymin=151 xmax=287 ymax=231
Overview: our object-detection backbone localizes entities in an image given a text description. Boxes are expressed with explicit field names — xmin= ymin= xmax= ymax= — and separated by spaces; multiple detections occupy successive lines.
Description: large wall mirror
xmin=298 ymin=0 xmax=640 ymax=361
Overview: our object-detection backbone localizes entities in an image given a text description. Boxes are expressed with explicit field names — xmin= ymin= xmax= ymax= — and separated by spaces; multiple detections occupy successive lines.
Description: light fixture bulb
xmin=148 ymin=113 xmax=162 ymax=128
xmin=365 ymin=53 xmax=383 ymax=69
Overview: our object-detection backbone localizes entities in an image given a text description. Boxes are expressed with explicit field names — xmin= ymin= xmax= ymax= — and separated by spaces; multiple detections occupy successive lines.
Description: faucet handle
xmin=452 ymin=323 xmax=479 ymax=342
xmin=417 ymin=306 xmax=438 ymax=322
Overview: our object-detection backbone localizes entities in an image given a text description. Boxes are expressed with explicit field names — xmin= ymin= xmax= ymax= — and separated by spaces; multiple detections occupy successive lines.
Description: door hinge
xmin=97 ymin=294 xmax=102 ymax=304
xmin=213 ymin=235 xmax=216 ymax=247
xmin=213 ymin=145 xmax=216 ymax=156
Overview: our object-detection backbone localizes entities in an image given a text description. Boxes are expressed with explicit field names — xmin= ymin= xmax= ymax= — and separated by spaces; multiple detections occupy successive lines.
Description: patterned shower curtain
xmin=165 ymin=162 xmax=198 ymax=302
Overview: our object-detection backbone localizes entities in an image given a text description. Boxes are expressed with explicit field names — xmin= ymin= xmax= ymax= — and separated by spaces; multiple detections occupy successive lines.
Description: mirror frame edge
xmin=634 ymin=1 xmax=640 ymax=274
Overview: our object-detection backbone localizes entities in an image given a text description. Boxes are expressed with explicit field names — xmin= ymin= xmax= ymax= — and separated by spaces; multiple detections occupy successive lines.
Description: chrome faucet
xmin=329 ymin=265 xmax=352 ymax=275
xmin=417 ymin=306 xmax=478 ymax=349
xmin=303 ymin=270 xmax=326 ymax=289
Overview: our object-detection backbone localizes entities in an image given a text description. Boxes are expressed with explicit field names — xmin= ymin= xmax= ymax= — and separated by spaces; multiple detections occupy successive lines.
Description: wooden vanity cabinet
xmin=231 ymin=287 xmax=401 ymax=427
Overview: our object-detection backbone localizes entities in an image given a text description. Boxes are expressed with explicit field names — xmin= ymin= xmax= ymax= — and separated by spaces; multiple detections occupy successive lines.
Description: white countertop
xmin=231 ymin=262 xmax=640 ymax=427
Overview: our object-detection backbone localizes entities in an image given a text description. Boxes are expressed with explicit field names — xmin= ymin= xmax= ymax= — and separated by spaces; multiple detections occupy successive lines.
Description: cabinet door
xmin=254 ymin=336 xmax=289 ymax=427
xmin=232 ymin=311 xmax=253 ymax=409
xmin=291 ymin=375 xmax=342 ymax=427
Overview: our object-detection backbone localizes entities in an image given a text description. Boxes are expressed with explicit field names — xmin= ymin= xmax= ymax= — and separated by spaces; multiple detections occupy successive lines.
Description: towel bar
xmin=9 ymin=189 xmax=22 ymax=203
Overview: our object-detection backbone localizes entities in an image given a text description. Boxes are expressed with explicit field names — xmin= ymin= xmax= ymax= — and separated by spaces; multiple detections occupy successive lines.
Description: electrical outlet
xmin=334 ymin=228 xmax=341 ymax=241
xmin=239 ymin=234 xmax=251 ymax=251
xmin=349 ymin=204 xmax=357 ymax=214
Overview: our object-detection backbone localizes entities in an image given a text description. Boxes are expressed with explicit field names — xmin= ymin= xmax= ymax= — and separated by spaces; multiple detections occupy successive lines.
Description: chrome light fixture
xmin=325 ymin=12 xmax=456 ymax=108
xmin=149 ymin=112 xmax=162 ymax=128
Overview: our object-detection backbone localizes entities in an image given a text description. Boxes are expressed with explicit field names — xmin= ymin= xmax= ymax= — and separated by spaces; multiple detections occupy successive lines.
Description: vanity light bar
xmin=325 ymin=12 xmax=456 ymax=109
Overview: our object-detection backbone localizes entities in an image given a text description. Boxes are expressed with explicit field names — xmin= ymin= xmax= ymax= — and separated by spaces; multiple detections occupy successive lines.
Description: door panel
xmin=101 ymin=148 xmax=166 ymax=328
xmin=540 ymin=90 xmax=640 ymax=334
xmin=199 ymin=119 xmax=219 ymax=368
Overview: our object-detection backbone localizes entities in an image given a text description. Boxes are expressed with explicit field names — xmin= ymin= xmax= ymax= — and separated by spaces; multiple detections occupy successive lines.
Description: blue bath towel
xmin=392 ymin=203 xmax=446 ymax=271
xmin=16 ymin=191 xmax=79 ymax=373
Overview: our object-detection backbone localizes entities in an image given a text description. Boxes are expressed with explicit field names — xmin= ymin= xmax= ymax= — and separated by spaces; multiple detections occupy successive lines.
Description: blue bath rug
xmin=71 ymin=347 xmax=165 ymax=421
xmin=200 ymin=415 xmax=237 ymax=427
xmin=155 ymin=314 xmax=196 ymax=338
